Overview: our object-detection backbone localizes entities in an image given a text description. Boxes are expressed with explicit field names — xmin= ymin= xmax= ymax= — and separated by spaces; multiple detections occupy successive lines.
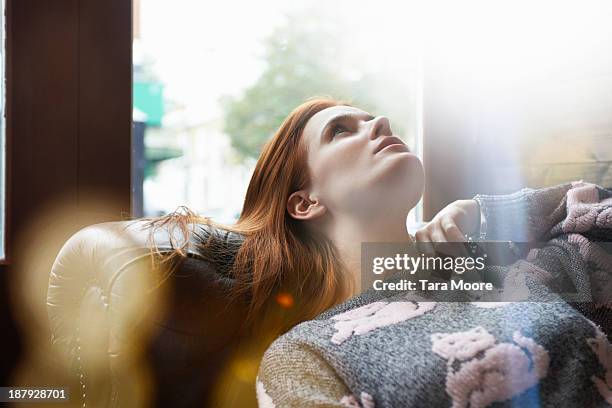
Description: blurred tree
xmin=221 ymin=12 xmax=380 ymax=161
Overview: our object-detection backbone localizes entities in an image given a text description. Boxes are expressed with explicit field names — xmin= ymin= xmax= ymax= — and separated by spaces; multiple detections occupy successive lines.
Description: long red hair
xmin=147 ymin=97 xmax=354 ymax=335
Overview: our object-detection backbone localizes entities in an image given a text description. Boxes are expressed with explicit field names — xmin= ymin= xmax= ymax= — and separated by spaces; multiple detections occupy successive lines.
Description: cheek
xmin=309 ymin=144 xmax=370 ymax=203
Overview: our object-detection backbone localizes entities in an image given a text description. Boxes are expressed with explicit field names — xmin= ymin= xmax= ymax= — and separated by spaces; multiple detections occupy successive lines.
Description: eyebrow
xmin=321 ymin=113 xmax=376 ymax=139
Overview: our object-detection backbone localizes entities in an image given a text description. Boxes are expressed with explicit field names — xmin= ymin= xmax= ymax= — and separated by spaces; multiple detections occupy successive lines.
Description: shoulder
xmin=257 ymin=335 xmax=351 ymax=407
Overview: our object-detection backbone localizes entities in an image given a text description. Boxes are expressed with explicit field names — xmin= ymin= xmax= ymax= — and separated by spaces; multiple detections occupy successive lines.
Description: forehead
xmin=303 ymin=105 xmax=370 ymax=143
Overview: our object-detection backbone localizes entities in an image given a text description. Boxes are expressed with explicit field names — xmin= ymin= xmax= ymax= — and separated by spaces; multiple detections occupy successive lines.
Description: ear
xmin=287 ymin=190 xmax=327 ymax=221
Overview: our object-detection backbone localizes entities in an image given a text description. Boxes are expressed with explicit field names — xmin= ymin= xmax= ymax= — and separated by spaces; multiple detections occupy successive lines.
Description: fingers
xmin=441 ymin=222 xmax=467 ymax=243
xmin=414 ymin=219 xmax=469 ymax=257
xmin=415 ymin=224 xmax=446 ymax=257
xmin=414 ymin=229 xmax=436 ymax=256
xmin=415 ymin=220 xmax=466 ymax=243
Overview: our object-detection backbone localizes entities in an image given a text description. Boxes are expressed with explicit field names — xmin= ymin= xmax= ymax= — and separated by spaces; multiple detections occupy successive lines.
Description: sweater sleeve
xmin=256 ymin=337 xmax=354 ymax=408
xmin=473 ymin=182 xmax=573 ymax=242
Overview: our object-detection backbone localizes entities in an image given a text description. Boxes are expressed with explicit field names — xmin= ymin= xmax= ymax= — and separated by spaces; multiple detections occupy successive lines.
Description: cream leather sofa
xmin=47 ymin=220 xmax=246 ymax=407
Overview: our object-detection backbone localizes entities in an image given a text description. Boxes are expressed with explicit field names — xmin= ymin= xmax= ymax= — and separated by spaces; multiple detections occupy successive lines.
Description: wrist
xmin=471 ymin=197 xmax=487 ymax=241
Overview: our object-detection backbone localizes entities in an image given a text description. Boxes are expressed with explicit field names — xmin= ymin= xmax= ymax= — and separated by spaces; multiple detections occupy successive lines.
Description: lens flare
xmin=275 ymin=292 xmax=294 ymax=309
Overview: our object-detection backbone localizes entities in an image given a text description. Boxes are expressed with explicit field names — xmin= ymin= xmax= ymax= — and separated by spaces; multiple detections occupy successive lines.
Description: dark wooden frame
xmin=5 ymin=0 xmax=133 ymax=263
xmin=1 ymin=0 xmax=132 ymax=382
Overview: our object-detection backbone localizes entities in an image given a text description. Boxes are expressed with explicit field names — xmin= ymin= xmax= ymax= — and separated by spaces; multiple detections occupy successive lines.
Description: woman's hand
xmin=414 ymin=199 xmax=480 ymax=254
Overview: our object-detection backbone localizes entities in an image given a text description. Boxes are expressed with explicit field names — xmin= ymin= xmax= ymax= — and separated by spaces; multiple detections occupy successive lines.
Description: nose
xmin=369 ymin=116 xmax=392 ymax=140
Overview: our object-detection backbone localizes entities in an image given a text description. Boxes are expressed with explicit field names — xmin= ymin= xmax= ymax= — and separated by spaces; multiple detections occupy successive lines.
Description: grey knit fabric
xmin=257 ymin=181 xmax=612 ymax=408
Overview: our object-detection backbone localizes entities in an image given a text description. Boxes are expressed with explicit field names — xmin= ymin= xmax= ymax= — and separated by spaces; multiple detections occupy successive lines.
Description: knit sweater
xmin=256 ymin=181 xmax=612 ymax=408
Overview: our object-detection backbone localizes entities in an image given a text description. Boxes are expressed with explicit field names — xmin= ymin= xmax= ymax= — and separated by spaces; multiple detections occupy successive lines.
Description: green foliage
xmin=221 ymin=12 xmax=379 ymax=161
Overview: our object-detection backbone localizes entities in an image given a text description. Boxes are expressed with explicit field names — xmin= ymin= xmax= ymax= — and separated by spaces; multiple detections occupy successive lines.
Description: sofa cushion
xmin=47 ymin=220 xmax=247 ymax=407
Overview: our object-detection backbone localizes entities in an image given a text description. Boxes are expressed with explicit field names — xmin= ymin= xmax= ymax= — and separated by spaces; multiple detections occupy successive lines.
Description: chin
xmin=344 ymin=154 xmax=425 ymax=218
xmin=375 ymin=153 xmax=424 ymax=205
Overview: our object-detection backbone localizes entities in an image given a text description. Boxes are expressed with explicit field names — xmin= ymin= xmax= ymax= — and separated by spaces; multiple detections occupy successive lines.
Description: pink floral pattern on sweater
xmin=563 ymin=180 xmax=612 ymax=233
xmin=431 ymin=326 xmax=549 ymax=408
xmin=331 ymin=301 xmax=436 ymax=345
xmin=586 ymin=326 xmax=612 ymax=404
xmin=340 ymin=392 xmax=375 ymax=408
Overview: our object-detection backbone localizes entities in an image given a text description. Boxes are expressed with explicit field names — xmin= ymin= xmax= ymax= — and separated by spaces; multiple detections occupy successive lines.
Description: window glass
xmin=132 ymin=0 xmax=422 ymax=224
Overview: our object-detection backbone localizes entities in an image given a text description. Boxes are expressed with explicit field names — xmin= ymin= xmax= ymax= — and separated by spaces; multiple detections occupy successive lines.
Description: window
xmin=420 ymin=0 xmax=612 ymax=218
xmin=132 ymin=0 xmax=423 ymax=224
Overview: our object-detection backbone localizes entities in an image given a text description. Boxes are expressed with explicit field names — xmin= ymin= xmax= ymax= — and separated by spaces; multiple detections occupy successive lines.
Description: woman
xmin=155 ymin=97 xmax=611 ymax=407
xmin=156 ymin=97 xmax=477 ymax=328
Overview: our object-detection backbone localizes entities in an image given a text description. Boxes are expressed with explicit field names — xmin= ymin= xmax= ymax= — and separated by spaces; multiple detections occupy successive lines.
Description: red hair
xmin=147 ymin=97 xmax=354 ymax=335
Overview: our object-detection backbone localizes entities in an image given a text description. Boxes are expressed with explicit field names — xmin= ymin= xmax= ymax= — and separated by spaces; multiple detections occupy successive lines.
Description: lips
xmin=373 ymin=136 xmax=408 ymax=154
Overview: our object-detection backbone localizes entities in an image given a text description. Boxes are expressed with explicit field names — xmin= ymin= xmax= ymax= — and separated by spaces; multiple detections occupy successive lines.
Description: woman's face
xmin=300 ymin=105 xmax=424 ymax=223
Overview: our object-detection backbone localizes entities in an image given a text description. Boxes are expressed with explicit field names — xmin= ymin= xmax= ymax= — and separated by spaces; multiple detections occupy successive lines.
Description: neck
xmin=327 ymin=213 xmax=414 ymax=295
